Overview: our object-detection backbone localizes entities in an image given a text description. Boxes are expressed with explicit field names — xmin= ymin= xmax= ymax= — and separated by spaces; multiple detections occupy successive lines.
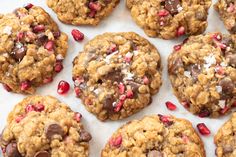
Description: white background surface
xmin=0 ymin=0 xmax=232 ymax=156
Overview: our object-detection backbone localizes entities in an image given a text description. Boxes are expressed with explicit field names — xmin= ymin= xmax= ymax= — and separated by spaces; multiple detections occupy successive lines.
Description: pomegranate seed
xmin=216 ymin=42 xmax=227 ymax=50
xmin=143 ymin=76 xmax=149 ymax=85
xmin=197 ymin=123 xmax=211 ymax=135
xmin=2 ymin=84 xmax=12 ymax=92
xmin=114 ymin=100 xmax=124 ymax=112
xmin=109 ymin=135 xmax=122 ymax=148
xmin=1 ymin=147 xmax=6 ymax=153
xmin=54 ymin=61 xmax=63 ymax=73
xmin=17 ymin=32 xmax=24 ymax=41
xmin=88 ymin=10 xmax=96 ymax=18
xmin=181 ymin=101 xmax=190 ymax=108
xmin=71 ymin=29 xmax=84 ymax=42
xmin=232 ymin=102 xmax=236 ymax=107
xmin=211 ymin=33 xmax=222 ymax=41
xmin=126 ymin=89 xmax=133 ymax=98
xmin=15 ymin=115 xmax=25 ymax=123
xmin=33 ymin=25 xmax=45 ymax=33
xmin=74 ymin=87 xmax=81 ymax=97
xmin=198 ymin=109 xmax=210 ymax=118
xmin=119 ymin=94 xmax=127 ymax=101
xmin=25 ymin=104 xmax=35 ymax=113
xmin=57 ymin=80 xmax=70 ymax=94
xmin=24 ymin=3 xmax=34 ymax=10
xmin=74 ymin=112 xmax=82 ymax=122
xmin=34 ymin=104 xmax=45 ymax=112
xmin=44 ymin=40 xmax=54 ymax=51
xmin=88 ymin=2 xmax=102 ymax=11
xmin=118 ymin=83 xmax=125 ymax=94
xmin=158 ymin=9 xmax=169 ymax=17
xmin=176 ymin=26 xmax=185 ymax=37
xmin=53 ymin=31 xmax=61 ymax=39
xmin=158 ymin=114 xmax=173 ymax=126
xmin=125 ymin=52 xmax=133 ymax=63
xmin=227 ymin=3 xmax=235 ymax=13
xmin=220 ymin=106 xmax=229 ymax=115
xmin=109 ymin=44 xmax=117 ymax=53
xmin=20 ymin=81 xmax=31 ymax=91
xmin=165 ymin=101 xmax=177 ymax=111
xmin=174 ymin=44 xmax=182 ymax=51
xmin=215 ymin=66 xmax=225 ymax=75
xmin=43 ymin=77 xmax=53 ymax=84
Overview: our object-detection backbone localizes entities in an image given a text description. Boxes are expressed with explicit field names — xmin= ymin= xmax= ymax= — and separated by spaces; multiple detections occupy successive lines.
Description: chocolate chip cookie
xmin=215 ymin=0 xmax=236 ymax=34
xmin=47 ymin=0 xmax=120 ymax=26
xmin=72 ymin=32 xmax=162 ymax=121
xmin=0 ymin=4 xmax=68 ymax=94
xmin=215 ymin=112 xmax=236 ymax=157
xmin=126 ymin=0 xmax=211 ymax=39
xmin=0 ymin=95 xmax=92 ymax=157
xmin=168 ymin=32 xmax=236 ymax=117
xmin=101 ymin=115 xmax=205 ymax=157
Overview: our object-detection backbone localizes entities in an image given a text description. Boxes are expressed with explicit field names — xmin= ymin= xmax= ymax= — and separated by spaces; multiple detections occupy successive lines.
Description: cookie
xmin=72 ymin=32 xmax=162 ymax=121
xmin=101 ymin=115 xmax=205 ymax=157
xmin=215 ymin=112 xmax=236 ymax=157
xmin=0 ymin=95 xmax=92 ymax=157
xmin=47 ymin=0 xmax=120 ymax=26
xmin=0 ymin=4 xmax=68 ymax=94
xmin=168 ymin=32 xmax=236 ymax=117
xmin=214 ymin=0 xmax=236 ymax=34
xmin=126 ymin=0 xmax=211 ymax=39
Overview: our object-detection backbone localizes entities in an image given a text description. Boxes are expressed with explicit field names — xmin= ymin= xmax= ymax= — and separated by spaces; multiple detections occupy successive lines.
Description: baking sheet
xmin=0 ymin=0 xmax=231 ymax=156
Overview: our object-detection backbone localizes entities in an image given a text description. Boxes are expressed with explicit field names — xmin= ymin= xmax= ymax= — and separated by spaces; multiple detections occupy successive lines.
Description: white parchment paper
xmin=0 ymin=0 xmax=231 ymax=156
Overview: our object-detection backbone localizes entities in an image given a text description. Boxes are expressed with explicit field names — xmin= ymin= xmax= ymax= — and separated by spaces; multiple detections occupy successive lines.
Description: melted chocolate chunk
xmin=103 ymin=95 xmax=115 ymax=114
xmin=79 ymin=130 xmax=92 ymax=142
xmin=34 ymin=151 xmax=50 ymax=157
xmin=190 ymin=64 xmax=201 ymax=81
xmin=104 ymin=69 xmax=123 ymax=83
xmin=45 ymin=123 xmax=64 ymax=140
xmin=164 ymin=0 xmax=182 ymax=15
xmin=147 ymin=150 xmax=163 ymax=157
xmin=36 ymin=33 xmax=48 ymax=46
xmin=6 ymin=143 xmax=21 ymax=157
xmin=169 ymin=58 xmax=183 ymax=74
xmin=11 ymin=44 xmax=26 ymax=62
xmin=219 ymin=78 xmax=234 ymax=95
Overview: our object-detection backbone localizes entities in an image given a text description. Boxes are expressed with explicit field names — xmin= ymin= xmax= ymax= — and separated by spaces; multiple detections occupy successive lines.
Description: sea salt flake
xmin=56 ymin=54 xmax=64 ymax=61
xmin=204 ymin=54 xmax=216 ymax=70
xmin=104 ymin=50 xmax=119 ymax=64
xmin=3 ymin=26 xmax=12 ymax=35
xmin=177 ymin=5 xmax=183 ymax=12
xmin=133 ymin=50 xmax=139 ymax=56
xmin=112 ymin=102 xmax=117 ymax=107
xmin=216 ymin=86 xmax=222 ymax=93
xmin=220 ymin=62 xmax=227 ymax=67
xmin=184 ymin=71 xmax=191 ymax=78
xmin=122 ymin=69 xmax=134 ymax=80
xmin=218 ymin=100 xmax=226 ymax=109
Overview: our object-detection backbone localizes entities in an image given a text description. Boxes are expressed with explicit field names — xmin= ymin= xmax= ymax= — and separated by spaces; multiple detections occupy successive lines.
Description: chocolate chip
xmin=219 ymin=78 xmax=234 ymax=94
xmin=104 ymin=69 xmax=123 ymax=83
xmin=228 ymin=54 xmax=236 ymax=67
xmin=45 ymin=123 xmax=64 ymax=140
xmin=11 ymin=44 xmax=26 ymax=62
xmin=147 ymin=150 xmax=163 ymax=157
xmin=6 ymin=143 xmax=21 ymax=157
xmin=34 ymin=151 xmax=50 ymax=157
xmin=126 ymin=81 xmax=141 ymax=92
xmin=103 ymin=95 xmax=115 ymax=114
xmin=164 ymin=0 xmax=182 ymax=15
xmin=36 ymin=33 xmax=48 ymax=46
xmin=79 ymin=130 xmax=92 ymax=142
xmin=195 ymin=11 xmax=207 ymax=21
xmin=190 ymin=64 xmax=201 ymax=81
xmin=168 ymin=58 xmax=183 ymax=74
xmin=223 ymin=145 xmax=234 ymax=154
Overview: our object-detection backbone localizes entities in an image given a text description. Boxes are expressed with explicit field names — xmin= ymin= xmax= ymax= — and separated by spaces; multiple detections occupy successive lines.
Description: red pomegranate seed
xmin=25 ymin=104 xmax=35 ymax=113
xmin=33 ymin=25 xmax=45 ymax=33
xmin=197 ymin=123 xmax=211 ymax=135
xmin=43 ymin=77 xmax=53 ymax=84
xmin=17 ymin=32 xmax=24 ymax=41
xmin=227 ymin=3 xmax=235 ymax=13
xmin=158 ymin=114 xmax=173 ymax=126
xmin=53 ymin=31 xmax=61 ymax=39
xmin=34 ymin=104 xmax=45 ymax=112
xmin=54 ymin=62 xmax=63 ymax=73
xmin=88 ymin=2 xmax=102 ymax=11
xmin=165 ymin=101 xmax=177 ymax=111
xmin=109 ymin=135 xmax=122 ymax=148
xmin=126 ymin=89 xmax=133 ymax=98
xmin=1 ymin=147 xmax=6 ymax=153
xmin=57 ymin=80 xmax=70 ymax=94
xmin=143 ymin=76 xmax=149 ymax=85
xmin=216 ymin=42 xmax=227 ymax=50
xmin=176 ymin=26 xmax=185 ymax=37
xmin=181 ymin=101 xmax=190 ymax=108
xmin=125 ymin=52 xmax=133 ymax=63
xmin=44 ymin=40 xmax=54 ymax=51
xmin=119 ymin=95 xmax=127 ymax=101
xmin=74 ymin=112 xmax=82 ymax=122
xmin=174 ymin=44 xmax=182 ymax=51
xmin=15 ymin=115 xmax=25 ymax=123
xmin=118 ymin=83 xmax=125 ymax=94
xmin=107 ymin=44 xmax=117 ymax=54
xmin=24 ymin=3 xmax=34 ymax=10
xmin=220 ymin=106 xmax=229 ymax=115
xmin=215 ymin=66 xmax=225 ymax=75
xmin=198 ymin=109 xmax=210 ymax=118
xmin=71 ymin=29 xmax=84 ymax=42
xmin=2 ymin=84 xmax=12 ymax=92
xmin=20 ymin=81 xmax=31 ymax=91
xmin=74 ymin=87 xmax=81 ymax=97
xmin=114 ymin=100 xmax=124 ymax=112
xmin=158 ymin=9 xmax=169 ymax=17
xmin=232 ymin=102 xmax=236 ymax=107
xmin=88 ymin=10 xmax=96 ymax=18
xmin=211 ymin=33 xmax=222 ymax=41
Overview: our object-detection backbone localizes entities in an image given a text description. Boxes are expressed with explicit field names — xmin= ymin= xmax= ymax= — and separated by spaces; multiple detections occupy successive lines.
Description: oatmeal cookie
xmin=168 ymin=32 xmax=236 ymax=117
xmin=215 ymin=112 xmax=236 ymax=157
xmin=215 ymin=0 xmax=236 ymax=34
xmin=72 ymin=32 xmax=162 ymax=121
xmin=0 ymin=4 xmax=68 ymax=94
xmin=0 ymin=95 xmax=92 ymax=157
xmin=47 ymin=0 xmax=120 ymax=26
xmin=126 ymin=0 xmax=211 ymax=39
xmin=101 ymin=115 xmax=205 ymax=157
